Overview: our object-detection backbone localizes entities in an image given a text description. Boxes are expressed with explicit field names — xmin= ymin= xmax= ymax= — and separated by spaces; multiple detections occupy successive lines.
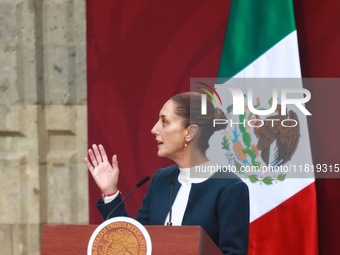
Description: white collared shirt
xmin=164 ymin=163 xmax=209 ymax=225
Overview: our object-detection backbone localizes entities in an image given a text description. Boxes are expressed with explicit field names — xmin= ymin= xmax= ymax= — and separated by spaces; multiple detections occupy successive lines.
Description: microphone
xmin=106 ymin=176 xmax=150 ymax=220
xmin=136 ymin=176 xmax=150 ymax=188
xmin=166 ymin=177 xmax=173 ymax=226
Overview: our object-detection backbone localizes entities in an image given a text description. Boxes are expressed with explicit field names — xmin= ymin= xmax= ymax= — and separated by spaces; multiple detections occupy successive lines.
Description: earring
xmin=184 ymin=141 xmax=188 ymax=147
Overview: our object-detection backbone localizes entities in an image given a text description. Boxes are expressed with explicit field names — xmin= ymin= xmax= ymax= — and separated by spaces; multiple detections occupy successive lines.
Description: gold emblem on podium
xmin=88 ymin=217 xmax=152 ymax=255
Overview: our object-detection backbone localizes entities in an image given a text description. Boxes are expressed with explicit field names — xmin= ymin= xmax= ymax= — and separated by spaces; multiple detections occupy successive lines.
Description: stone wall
xmin=0 ymin=1 xmax=88 ymax=254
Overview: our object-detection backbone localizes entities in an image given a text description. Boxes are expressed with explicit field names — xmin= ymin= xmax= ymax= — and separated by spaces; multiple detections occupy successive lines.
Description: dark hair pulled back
xmin=171 ymin=92 xmax=227 ymax=152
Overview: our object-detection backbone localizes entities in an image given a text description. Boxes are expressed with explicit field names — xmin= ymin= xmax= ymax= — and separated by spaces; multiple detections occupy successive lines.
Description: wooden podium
xmin=41 ymin=224 xmax=223 ymax=255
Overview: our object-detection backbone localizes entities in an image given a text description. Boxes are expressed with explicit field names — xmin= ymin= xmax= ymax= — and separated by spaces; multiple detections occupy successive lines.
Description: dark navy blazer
xmin=97 ymin=164 xmax=249 ymax=255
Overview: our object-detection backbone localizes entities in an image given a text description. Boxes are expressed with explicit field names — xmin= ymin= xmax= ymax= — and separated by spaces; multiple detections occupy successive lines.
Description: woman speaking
xmin=85 ymin=92 xmax=249 ymax=255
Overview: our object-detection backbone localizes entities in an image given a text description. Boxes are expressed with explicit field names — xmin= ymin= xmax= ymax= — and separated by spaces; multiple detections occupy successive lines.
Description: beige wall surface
xmin=0 ymin=1 xmax=88 ymax=254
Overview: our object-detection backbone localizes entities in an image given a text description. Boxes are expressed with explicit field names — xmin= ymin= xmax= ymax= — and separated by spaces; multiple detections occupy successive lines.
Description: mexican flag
xmin=217 ymin=1 xmax=318 ymax=254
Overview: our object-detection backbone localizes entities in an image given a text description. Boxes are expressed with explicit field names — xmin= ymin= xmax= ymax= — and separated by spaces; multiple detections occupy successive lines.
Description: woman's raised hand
xmin=85 ymin=144 xmax=119 ymax=195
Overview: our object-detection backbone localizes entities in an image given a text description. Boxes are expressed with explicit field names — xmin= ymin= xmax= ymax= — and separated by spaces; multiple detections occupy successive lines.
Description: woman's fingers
xmin=84 ymin=157 xmax=94 ymax=172
xmin=86 ymin=144 xmax=117 ymax=173
xmin=92 ymin=144 xmax=103 ymax=163
xmin=85 ymin=145 xmax=119 ymax=194
xmin=99 ymin=144 xmax=109 ymax=162
xmin=87 ymin=148 xmax=98 ymax=167
xmin=112 ymin=154 xmax=119 ymax=171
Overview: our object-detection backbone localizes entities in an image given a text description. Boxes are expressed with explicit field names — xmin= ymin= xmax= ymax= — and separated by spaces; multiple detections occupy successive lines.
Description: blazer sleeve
xmin=218 ymin=180 xmax=250 ymax=255
xmin=96 ymin=169 xmax=159 ymax=223
xmin=96 ymin=193 xmax=129 ymax=220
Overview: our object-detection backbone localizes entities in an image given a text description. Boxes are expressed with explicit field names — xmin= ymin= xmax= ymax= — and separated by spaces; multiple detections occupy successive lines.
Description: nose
xmin=151 ymin=121 xmax=158 ymax=135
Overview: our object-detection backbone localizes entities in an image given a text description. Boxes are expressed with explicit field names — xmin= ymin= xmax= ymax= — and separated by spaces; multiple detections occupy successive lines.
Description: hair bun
xmin=213 ymin=107 xmax=227 ymax=131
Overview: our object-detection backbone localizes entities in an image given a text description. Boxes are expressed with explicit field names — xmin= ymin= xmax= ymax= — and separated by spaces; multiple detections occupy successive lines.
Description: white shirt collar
xmin=178 ymin=161 xmax=211 ymax=184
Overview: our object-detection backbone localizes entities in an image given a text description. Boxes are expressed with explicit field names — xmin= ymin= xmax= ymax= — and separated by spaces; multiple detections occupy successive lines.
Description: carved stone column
xmin=0 ymin=1 xmax=87 ymax=254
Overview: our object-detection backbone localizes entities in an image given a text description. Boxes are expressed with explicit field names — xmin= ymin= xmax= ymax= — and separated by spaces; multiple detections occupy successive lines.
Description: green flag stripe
xmin=218 ymin=0 xmax=297 ymax=78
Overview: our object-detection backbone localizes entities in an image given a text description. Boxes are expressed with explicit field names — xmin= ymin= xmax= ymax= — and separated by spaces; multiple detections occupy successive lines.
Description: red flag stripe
xmin=249 ymin=183 xmax=318 ymax=255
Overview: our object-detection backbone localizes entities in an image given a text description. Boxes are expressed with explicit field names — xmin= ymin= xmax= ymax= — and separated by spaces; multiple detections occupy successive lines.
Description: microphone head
xmin=136 ymin=176 xmax=150 ymax=187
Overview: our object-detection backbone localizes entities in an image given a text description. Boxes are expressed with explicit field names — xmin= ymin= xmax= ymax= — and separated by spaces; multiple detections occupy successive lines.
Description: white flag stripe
xmin=234 ymin=32 xmax=301 ymax=78
xmin=245 ymin=178 xmax=314 ymax=222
